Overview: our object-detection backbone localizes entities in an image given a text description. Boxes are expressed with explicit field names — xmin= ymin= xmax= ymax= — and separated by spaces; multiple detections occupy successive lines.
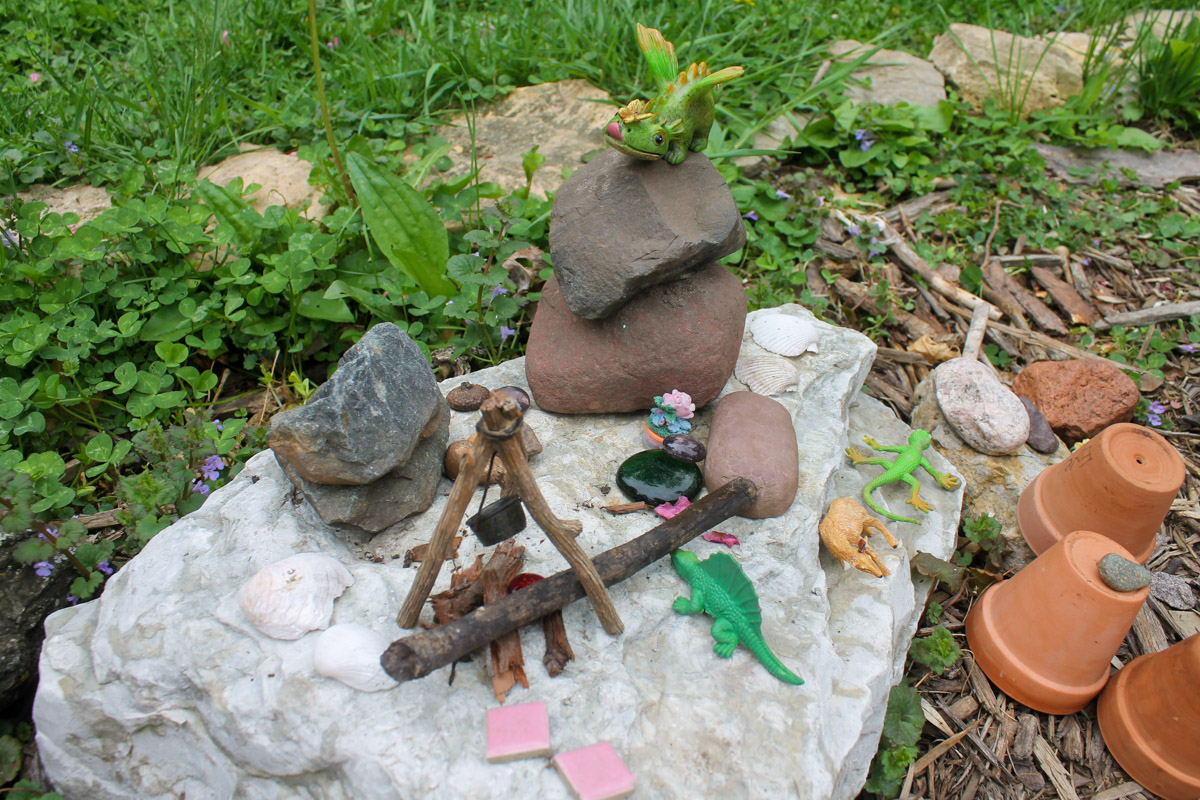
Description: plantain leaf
xmin=346 ymin=152 xmax=455 ymax=298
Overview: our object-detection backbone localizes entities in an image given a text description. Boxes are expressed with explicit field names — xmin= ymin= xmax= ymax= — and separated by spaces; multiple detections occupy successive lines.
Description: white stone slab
xmin=35 ymin=305 xmax=961 ymax=799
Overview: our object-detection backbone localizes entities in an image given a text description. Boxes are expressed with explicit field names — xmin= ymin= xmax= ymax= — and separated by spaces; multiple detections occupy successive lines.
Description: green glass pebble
xmin=616 ymin=450 xmax=703 ymax=505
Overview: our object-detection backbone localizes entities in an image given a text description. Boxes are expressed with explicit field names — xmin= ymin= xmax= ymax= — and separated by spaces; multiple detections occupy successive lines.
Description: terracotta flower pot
xmin=1097 ymin=634 xmax=1200 ymax=800
xmin=1017 ymin=423 xmax=1183 ymax=563
xmin=965 ymin=531 xmax=1148 ymax=715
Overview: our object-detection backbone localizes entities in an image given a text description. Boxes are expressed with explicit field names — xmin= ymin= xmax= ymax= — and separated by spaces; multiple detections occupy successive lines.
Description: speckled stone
xmin=1098 ymin=553 xmax=1152 ymax=592
xmin=933 ymin=358 xmax=1029 ymax=456
xmin=1020 ymin=397 xmax=1060 ymax=453
xmin=1150 ymin=571 xmax=1197 ymax=609
xmin=615 ymin=450 xmax=703 ymax=505
xmin=662 ymin=434 xmax=706 ymax=463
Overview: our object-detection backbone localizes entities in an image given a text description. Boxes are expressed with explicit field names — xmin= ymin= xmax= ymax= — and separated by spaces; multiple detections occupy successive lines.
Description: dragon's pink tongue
xmin=606 ymin=121 xmax=622 ymax=141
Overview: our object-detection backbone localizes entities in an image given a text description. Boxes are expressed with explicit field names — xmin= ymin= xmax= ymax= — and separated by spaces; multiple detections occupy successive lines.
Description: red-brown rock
xmin=524 ymin=264 xmax=746 ymax=414
xmin=703 ymin=391 xmax=798 ymax=519
xmin=1012 ymin=359 xmax=1138 ymax=445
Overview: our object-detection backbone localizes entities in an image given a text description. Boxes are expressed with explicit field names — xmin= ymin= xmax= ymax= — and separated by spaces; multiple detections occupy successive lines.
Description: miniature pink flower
xmin=29 ymin=73 xmax=41 ymax=83
xmin=220 ymin=30 xmax=231 ymax=47
xmin=654 ymin=496 xmax=692 ymax=520
xmin=701 ymin=531 xmax=741 ymax=547
xmin=660 ymin=390 xmax=695 ymax=420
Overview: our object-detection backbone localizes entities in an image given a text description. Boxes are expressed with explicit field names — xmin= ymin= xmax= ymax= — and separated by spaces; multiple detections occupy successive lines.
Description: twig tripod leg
xmin=492 ymin=434 xmax=624 ymax=635
xmin=396 ymin=434 xmax=494 ymax=628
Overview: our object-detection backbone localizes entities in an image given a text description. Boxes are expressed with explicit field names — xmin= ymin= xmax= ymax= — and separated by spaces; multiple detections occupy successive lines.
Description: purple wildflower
xmin=1 ymin=229 xmax=17 ymax=248
xmin=212 ymin=419 xmax=223 ymax=431
xmin=97 ymin=561 xmax=113 ymax=576
xmin=65 ymin=141 xmax=78 ymax=154
xmin=200 ymin=455 xmax=224 ymax=481
xmin=775 ymin=189 xmax=791 ymax=200
xmin=1081 ymin=257 xmax=1091 ymax=267
xmin=326 ymin=37 xmax=340 ymax=50
xmin=1148 ymin=402 xmax=1167 ymax=415
xmin=743 ymin=210 xmax=759 ymax=222
xmin=220 ymin=30 xmax=231 ymax=47
xmin=34 ymin=561 xmax=54 ymax=577
xmin=490 ymin=285 xmax=509 ymax=300
xmin=66 ymin=594 xmax=79 ymax=606
xmin=1179 ymin=344 xmax=1196 ymax=353
xmin=854 ymin=129 xmax=876 ymax=151
xmin=847 ymin=223 xmax=861 ymax=236
xmin=1147 ymin=413 xmax=1162 ymax=427
xmin=191 ymin=479 xmax=211 ymax=497
xmin=499 ymin=325 xmax=516 ymax=343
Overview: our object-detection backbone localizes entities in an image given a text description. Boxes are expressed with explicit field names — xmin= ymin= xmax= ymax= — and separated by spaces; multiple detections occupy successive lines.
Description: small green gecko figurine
xmin=603 ymin=24 xmax=744 ymax=165
xmin=846 ymin=430 xmax=960 ymax=525
xmin=670 ymin=549 xmax=804 ymax=685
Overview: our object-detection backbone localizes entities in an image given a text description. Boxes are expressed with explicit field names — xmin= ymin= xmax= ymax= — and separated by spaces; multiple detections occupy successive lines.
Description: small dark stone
xmin=446 ymin=382 xmax=490 ymax=412
xmin=1020 ymin=397 xmax=1059 ymax=453
xmin=661 ymin=433 xmax=706 ymax=463
xmin=1098 ymin=553 xmax=1152 ymax=592
xmin=615 ymin=450 xmax=703 ymax=506
xmin=498 ymin=385 xmax=531 ymax=413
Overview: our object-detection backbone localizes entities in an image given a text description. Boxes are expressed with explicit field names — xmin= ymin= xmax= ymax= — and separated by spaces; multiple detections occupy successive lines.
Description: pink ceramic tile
xmin=553 ymin=741 xmax=636 ymax=800
xmin=485 ymin=701 xmax=551 ymax=763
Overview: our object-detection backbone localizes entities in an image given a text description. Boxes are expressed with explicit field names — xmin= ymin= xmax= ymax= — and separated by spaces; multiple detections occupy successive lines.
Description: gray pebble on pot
xmin=1098 ymin=553 xmax=1152 ymax=593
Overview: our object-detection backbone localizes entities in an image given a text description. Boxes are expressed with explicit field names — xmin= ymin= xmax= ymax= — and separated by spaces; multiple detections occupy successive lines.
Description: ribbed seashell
xmin=238 ymin=553 xmax=354 ymax=640
xmin=313 ymin=623 xmax=397 ymax=692
xmin=749 ymin=314 xmax=820 ymax=357
xmin=734 ymin=352 xmax=799 ymax=396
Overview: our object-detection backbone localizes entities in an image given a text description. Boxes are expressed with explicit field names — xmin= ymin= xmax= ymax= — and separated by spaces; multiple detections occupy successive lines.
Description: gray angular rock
xmin=35 ymin=305 xmax=959 ymax=800
xmin=268 ymin=323 xmax=442 ymax=485
xmin=549 ymin=148 xmax=745 ymax=319
xmin=0 ymin=537 xmax=76 ymax=711
xmin=1020 ymin=397 xmax=1060 ymax=453
xmin=1150 ymin=571 xmax=1197 ymax=610
xmin=278 ymin=400 xmax=449 ymax=533
xmin=913 ymin=376 xmax=1069 ymax=570
xmin=1099 ymin=553 xmax=1152 ymax=592
xmin=704 ymin=391 xmax=799 ymax=518
xmin=934 ymin=358 xmax=1030 ymax=456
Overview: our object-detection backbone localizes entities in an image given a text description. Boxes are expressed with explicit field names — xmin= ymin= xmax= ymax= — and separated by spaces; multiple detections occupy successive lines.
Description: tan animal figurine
xmin=819 ymin=498 xmax=900 ymax=578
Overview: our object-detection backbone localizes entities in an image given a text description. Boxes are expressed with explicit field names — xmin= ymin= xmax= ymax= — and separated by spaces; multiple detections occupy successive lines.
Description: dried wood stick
xmin=883 ymin=226 xmax=1002 ymax=321
xmin=1094 ymin=300 xmax=1200 ymax=331
xmin=381 ymin=478 xmax=758 ymax=683
xmin=1030 ymin=266 xmax=1100 ymax=325
xmin=985 ymin=318 xmax=1154 ymax=373
xmin=962 ymin=303 xmax=991 ymax=361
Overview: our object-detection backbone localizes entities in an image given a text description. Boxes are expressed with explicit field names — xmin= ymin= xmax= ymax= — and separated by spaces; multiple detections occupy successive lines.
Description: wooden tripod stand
xmin=396 ymin=390 xmax=624 ymax=635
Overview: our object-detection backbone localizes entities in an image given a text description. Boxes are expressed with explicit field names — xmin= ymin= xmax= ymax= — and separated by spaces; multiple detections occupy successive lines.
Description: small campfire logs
xmin=381 ymin=477 xmax=758 ymax=683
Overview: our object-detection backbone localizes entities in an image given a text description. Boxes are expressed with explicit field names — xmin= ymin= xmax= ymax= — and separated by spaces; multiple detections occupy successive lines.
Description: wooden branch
xmin=542 ymin=611 xmax=575 ymax=677
xmin=883 ymin=226 xmax=1002 ymax=321
xmin=833 ymin=276 xmax=939 ymax=341
xmin=1094 ymin=300 xmax=1200 ymax=331
xmin=983 ymin=260 xmax=1068 ymax=335
xmin=1030 ymin=266 xmax=1099 ymax=325
xmin=381 ymin=478 xmax=758 ymax=683
xmin=962 ymin=303 xmax=991 ymax=362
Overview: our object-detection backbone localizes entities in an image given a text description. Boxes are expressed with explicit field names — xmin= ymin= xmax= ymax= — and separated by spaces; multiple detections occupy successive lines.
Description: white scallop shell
xmin=313 ymin=623 xmax=397 ymax=692
xmin=749 ymin=314 xmax=820 ymax=357
xmin=238 ymin=553 xmax=354 ymax=640
xmin=734 ymin=352 xmax=799 ymax=396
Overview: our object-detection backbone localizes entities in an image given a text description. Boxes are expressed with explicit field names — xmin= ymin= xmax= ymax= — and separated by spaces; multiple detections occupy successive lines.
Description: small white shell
xmin=750 ymin=314 xmax=820 ymax=357
xmin=313 ymin=623 xmax=397 ymax=692
xmin=734 ymin=352 xmax=799 ymax=396
xmin=238 ymin=553 xmax=354 ymax=640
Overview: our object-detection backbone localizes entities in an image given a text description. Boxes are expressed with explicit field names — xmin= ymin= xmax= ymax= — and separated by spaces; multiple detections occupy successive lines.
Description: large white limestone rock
xmin=35 ymin=305 xmax=961 ymax=799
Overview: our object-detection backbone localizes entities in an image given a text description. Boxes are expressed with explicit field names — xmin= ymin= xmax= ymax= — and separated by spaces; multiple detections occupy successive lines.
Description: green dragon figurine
xmin=670 ymin=549 xmax=804 ymax=685
xmin=846 ymin=431 xmax=961 ymax=525
xmin=603 ymin=24 xmax=744 ymax=165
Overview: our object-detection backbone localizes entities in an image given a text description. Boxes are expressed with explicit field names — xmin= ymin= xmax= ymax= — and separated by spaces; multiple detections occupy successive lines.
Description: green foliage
xmin=5 ymin=781 xmax=64 ymax=800
xmin=0 ymin=732 xmax=20 ymax=784
xmin=1132 ymin=16 xmax=1200 ymax=134
xmin=865 ymin=682 xmax=924 ymax=798
xmin=963 ymin=512 xmax=1001 ymax=546
xmin=909 ymin=624 xmax=963 ymax=675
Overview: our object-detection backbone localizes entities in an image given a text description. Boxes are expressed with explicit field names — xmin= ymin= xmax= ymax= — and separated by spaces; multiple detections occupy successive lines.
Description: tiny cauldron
xmin=467 ymin=496 xmax=527 ymax=545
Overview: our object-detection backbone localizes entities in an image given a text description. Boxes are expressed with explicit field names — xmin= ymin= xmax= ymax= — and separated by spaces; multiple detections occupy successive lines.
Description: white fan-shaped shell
xmin=734 ymin=352 xmax=799 ymax=396
xmin=313 ymin=623 xmax=397 ymax=692
xmin=750 ymin=314 xmax=820 ymax=357
xmin=238 ymin=553 xmax=354 ymax=640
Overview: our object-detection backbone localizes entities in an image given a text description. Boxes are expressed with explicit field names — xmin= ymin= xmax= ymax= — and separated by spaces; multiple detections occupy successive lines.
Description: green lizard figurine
xmin=846 ymin=430 xmax=960 ymax=525
xmin=670 ymin=549 xmax=804 ymax=685
xmin=603 ymin=24 xmax=744 ymax=165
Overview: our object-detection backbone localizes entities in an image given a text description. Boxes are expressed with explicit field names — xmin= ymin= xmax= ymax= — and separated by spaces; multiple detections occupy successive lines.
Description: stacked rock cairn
xmin=524 ymin=149 xmax=748 ymax=414
xmin=267 ymin=323 xmax=450 ymax=533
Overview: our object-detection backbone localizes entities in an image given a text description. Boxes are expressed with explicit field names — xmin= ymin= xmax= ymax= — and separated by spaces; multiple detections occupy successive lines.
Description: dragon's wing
xmin=668 ymin=64 xmax=744 ymax=100
xmin=636 ymin=24 xmax=679 ymax=90
xmin=698 ymin=552 xmax=763 ymax=629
